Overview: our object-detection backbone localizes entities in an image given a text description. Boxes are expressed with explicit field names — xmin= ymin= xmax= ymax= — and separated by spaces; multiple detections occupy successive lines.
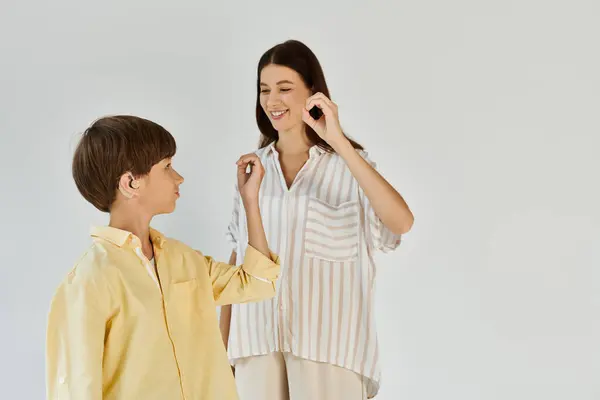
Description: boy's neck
xmin=109 ymin=207 xmax=154 ymax=260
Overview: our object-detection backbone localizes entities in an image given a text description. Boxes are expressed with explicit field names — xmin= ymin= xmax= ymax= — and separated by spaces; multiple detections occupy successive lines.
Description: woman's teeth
xmin=271 ymin=110 xmax=287 ymax=118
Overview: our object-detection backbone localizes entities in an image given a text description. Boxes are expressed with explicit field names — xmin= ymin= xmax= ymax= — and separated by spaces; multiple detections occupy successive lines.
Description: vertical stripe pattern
xmin=225 ymin=144 xmax=402 ymax=399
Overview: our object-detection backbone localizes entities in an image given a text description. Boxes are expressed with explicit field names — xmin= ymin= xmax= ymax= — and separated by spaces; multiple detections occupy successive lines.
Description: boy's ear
xmin=118 ymin=172 xmax=138 ymax=199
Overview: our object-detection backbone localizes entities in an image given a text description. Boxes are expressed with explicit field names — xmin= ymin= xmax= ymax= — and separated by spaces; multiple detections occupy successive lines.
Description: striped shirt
xmin=225 ymin=142 xmax=402 ymax=398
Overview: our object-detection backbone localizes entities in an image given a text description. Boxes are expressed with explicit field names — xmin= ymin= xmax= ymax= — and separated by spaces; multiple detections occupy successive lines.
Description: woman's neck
xmin=275 ymin=126 xmax=312 ymax=156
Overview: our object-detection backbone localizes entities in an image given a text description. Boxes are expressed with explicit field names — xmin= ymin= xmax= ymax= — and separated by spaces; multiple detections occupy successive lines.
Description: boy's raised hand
xmin=236 ymin=153 xmax=265 ymax=204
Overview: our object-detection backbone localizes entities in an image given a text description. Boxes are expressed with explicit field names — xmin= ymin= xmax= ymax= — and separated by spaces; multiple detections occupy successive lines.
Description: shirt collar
xmin=90 ymin=226 xmax=167 ymax=249
xmin=267 ymin=141 xmax=325 ymax=158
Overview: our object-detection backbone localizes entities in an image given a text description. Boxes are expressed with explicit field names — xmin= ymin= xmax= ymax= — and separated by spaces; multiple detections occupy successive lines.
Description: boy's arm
xmin=46 ymin=270 xmax=107 ymax=400
xmin=200 ymin=152 xmax=279 ymax=306
xmin=201 ymin=245 xmax=279 ymax=306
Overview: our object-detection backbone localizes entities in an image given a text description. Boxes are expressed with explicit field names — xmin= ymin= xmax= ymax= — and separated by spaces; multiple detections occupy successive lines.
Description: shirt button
xmin=59 ymin=376 xmax=66 ymax=384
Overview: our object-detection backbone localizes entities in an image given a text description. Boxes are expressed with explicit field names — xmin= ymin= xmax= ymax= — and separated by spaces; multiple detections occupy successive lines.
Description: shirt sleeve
xmin=225 ymin=184 xmax=241 ymax=251
xmin=199 ymin=245 xmax=280 ymax=306
xmin=358 ymin=151 xmax=403 ymax=253
xmin=46 ymin=266 xmax=110 ymax=400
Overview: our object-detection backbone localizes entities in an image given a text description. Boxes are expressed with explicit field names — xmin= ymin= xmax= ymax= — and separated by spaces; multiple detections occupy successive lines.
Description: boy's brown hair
xmin=72 ymin=115 xmax=177 ymax=212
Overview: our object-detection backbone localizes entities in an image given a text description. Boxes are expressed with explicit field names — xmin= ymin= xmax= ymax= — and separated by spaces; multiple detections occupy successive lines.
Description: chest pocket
xmin=169 ymin=279 xmax=202 ymax=316
xmin=304 ymin=197 xmax=359 ymax=262
xmin=168 ymin=254 xmax=215 ymax=329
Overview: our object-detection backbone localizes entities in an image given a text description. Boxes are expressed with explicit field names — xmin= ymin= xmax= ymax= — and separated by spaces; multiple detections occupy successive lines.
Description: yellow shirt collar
xmin=90 ymin=226 xmax=167 ymax=249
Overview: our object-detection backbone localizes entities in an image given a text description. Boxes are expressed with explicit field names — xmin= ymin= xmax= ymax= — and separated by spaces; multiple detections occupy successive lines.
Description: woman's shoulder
xmin=254 ymin=146 xmax=270 ymax=158
xmin=330 ymin=148 xmax=374 ymax=164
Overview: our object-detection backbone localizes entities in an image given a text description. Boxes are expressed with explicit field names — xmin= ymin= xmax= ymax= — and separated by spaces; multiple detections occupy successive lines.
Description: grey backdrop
xmin=1 ymin=1 xmax=599 ymax=399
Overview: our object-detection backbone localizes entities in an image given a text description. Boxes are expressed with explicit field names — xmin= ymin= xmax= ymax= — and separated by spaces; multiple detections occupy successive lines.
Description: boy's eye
xmin=280 ymin=88 xmax=291 ymax=92
xmin=260 ymin=89 xmax=270 ymax=94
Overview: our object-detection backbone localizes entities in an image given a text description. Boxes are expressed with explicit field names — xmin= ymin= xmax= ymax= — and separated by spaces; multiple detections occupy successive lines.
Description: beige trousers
xmin=234 ymin=351 xmax=367 ymax=400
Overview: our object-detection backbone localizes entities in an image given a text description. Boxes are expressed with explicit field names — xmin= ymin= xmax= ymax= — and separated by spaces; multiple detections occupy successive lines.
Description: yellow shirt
xmin=46 ymin=226 xmax=280 ymax=400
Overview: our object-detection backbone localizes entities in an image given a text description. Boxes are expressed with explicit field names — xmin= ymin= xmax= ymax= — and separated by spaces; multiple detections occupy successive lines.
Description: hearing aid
xmin=129 ymin=177 xmax=140 ymax=189
xmin=119 ymin=174 xmax=138 ymax=198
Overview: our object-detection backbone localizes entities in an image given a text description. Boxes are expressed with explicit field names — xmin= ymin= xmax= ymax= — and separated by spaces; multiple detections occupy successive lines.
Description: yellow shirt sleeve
xmin=200 ymin=245 xmax=280 ymax=306
xmin=46 ymin=267 xmax=110 ymax=400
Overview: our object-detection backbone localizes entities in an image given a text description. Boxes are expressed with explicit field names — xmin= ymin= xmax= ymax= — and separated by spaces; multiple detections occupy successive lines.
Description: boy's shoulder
xmin=162 ymin=236 xmax=211 ymax=262
xmin=162 ymin=236 xmax=216 ymax=262
xmin=65 ymin=242 xmax=119 ymax=283
xmin=162 ymin=236 xmax=196 ymax=254
xmin=52 ymin=242 xmax=118 ymax=300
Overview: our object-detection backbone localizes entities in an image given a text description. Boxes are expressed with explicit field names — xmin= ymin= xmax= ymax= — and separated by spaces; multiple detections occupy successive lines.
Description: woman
xmin=221 ymin=39 xmax=414 ymax=400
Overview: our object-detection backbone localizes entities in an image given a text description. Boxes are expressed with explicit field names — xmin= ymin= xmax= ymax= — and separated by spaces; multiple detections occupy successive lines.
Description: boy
xmin=46 ymin=115 xmax=279 ymax=400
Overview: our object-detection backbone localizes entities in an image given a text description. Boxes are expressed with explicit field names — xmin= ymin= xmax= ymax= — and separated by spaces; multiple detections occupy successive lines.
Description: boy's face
xmin=138 ymin=158 xmax=184 ymax=215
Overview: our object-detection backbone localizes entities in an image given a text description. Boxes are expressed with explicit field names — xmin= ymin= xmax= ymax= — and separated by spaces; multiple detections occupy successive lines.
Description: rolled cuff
xmin=241 ymin=245 xmax=280 ymax=282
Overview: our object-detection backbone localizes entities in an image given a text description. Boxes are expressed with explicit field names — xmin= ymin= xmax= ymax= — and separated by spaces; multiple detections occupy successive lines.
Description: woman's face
xmin=259 ymin=64 xmax=312 ymax=133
